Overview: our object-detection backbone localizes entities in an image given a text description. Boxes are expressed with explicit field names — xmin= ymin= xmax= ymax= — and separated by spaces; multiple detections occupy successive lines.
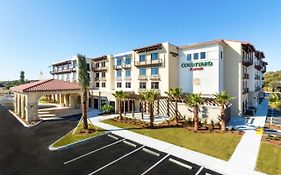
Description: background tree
xmin=112 ymin=91 xmax=127 ymax=120
xmin=101 ymin=104 xmax=114 ymax=114
xmin=77 ymin=54 xmax=90 ymax=130
xmin=268 ymin=93 xmax=281 ymax=124
xmin=19 ymin=71 xmax=25 ymax=84
xmin=214 ymin=91 xmax=235 ymax=131
xmin=185 ymin=93 xmax=204 ymax=131
xmin=165 ymin=88 xmax=183 ymax=124
xmin=144 ymin=90 xmax=160 ymax=128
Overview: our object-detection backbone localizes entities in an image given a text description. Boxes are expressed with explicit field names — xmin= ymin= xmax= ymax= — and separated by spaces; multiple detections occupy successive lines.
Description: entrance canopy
xmin=11 ymin=79 xmax=82 ymax=123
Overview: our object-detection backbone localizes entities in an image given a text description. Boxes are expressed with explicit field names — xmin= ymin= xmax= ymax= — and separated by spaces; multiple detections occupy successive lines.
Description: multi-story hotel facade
xmin=50 ymin=39 xmax=267 ymax=117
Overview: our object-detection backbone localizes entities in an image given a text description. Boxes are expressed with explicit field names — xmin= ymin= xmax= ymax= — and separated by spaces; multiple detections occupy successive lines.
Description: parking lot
xmin=56 ymin=133 xmax=222 ymax=175
xmin=0 ymin=106 xmax=222 ymax=175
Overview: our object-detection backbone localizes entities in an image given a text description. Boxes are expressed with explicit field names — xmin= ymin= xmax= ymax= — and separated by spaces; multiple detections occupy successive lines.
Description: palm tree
xmin=139 ymin=92 xmax=146 ymax=120
xmin=185 ymin=93 xmax=204 ymax=131
xmin=268 ymin=93 xmax=281 ymax=124
xmin=214 ymin=91 xmax=235 ymax=131
xmin=144 ymin=90 xmax=160 ymax=128
xmin=112 ymin=91 xmax=127 ymax=120
xmin=101 ymin=104 xmax=114 ymax=114
xmin=165 ymin=88 xmax=183 ymax=124
xmin=77 ymin=54 xmax=90 ymax=130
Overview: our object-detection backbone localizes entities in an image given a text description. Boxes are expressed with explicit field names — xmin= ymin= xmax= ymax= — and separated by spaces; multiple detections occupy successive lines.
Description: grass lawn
xmin=52 ymin=123 xmax=106 ymax=148
xmin=103 ymin=119 xmax=242 ymax=160
xmin=256 ymin=142 xmax=281 ymax=175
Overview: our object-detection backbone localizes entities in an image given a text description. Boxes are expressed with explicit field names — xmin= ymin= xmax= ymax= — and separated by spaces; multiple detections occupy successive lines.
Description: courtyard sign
xmin=181 ymin=61 xmax=213 ymax=71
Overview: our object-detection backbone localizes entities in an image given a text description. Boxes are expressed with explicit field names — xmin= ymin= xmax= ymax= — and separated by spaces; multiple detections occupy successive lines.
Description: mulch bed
xmin=264 ymin=123 xmax=281 ymax=130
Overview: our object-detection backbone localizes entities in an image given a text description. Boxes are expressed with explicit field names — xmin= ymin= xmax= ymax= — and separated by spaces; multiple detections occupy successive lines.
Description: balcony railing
xmin=255 ymin=64 xmax=263 ymax=71
xmin=261 ymin=67 xmax=266 ymax=73
xmin=92 ymin=66 xmax=107 ymax=72
xmin=113 ymin=65 xmax=122 ymax=70
xmin=115 ymin=77 xmax=122 ymax=81
xmin=255 ymin=86 xmax=261 ymax=91
xmin=134 ymin=58 xmax=163 ymax=67
xmin=124 ymin=76 xmax=132 ymax=81
xmin=138 ymin=75 xmax=148 ymax=80
xmin=243 ymin=88 xmax=249 ymax=94
xmin=50 ymin=68 xmax=76 ymax=75
xmin=150 ymin=74 xmax=161 ymax=80
xmin=122 ymin=64 xmax=131 ymax=69
xmin=255 ymin=75 xmax=260 ymax=80
xmin=243 ymin=73 xmax=249 ymax=79
xmin=242 ymin=57 xmax=253 ymax=67
xmin=95 ymin=77 xmax=106 ymax=81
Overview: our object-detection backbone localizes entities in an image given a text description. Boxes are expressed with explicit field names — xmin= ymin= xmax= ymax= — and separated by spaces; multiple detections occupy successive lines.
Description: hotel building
xmin=50 ymin=39 xmax=267 ymax=117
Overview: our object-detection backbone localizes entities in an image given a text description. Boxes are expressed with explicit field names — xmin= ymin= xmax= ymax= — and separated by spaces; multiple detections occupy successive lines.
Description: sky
xmin=0 ymin=0 xmax=280 ymax=81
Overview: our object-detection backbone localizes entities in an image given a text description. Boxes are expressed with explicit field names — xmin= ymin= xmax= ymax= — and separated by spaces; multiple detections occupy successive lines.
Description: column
xmin=17 ymin=94 xmax=21 ymax=116
xmin=64 ymin=94 xmax=70 ymax=107
xmin=69 ymin=94 xmax=76 ymax=108
xmin=132 ymin=100 xmax=135 ymax=118
xmin=25 ymin=95 xmax=39 ymax=123
xmin=14 ymin=94 xmax=18 ymax=113
xmin=59 ymin=94 xmax=64 ymax=107
xmin=21 ymin=95 xmax=26 ymax=119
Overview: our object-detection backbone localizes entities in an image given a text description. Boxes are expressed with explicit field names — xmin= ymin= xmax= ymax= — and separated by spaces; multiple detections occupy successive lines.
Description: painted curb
xmin=48 ymin=131 xmax=110 ymax=151
xmin=9 ymin=110 xmax=42 ymax=128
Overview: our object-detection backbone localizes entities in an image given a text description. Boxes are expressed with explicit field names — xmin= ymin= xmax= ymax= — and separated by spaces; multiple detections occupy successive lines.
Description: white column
xmin=21 ymin=95 xmax=25 ymax=119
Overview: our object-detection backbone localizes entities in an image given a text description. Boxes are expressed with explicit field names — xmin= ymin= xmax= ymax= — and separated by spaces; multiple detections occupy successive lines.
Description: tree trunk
xmin=175 ymin=100 xmax=179 ymax=124
xmin=132 ymin=100 xmax=135 ymax=118
xmin=193 ymin=107 xmax=198 ymax=131
xmin=141 ymin=102 xmax=144 ymax=120
xmin=123 ymin=100 xmax=126 ymax=117
xmin=119 ymin=99 xmax=122 ymax=120
xmin=82 ymin=89 xmax=88 ymax=130
xmin=221 ymin=105 xmax=226 ymax=131
xmin=149 ymin=103 xmax=154 ymax=128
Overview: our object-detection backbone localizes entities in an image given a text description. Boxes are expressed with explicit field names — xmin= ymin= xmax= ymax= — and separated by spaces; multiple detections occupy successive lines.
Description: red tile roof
xmin=11 ymin=79 xmax=80 ymax=93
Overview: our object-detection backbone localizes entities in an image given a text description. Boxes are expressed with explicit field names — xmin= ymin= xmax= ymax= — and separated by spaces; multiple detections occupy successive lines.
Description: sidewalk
xmin=88 ymin=110 xmax=265 ymax=175
xmin=226 ymin=98 xmax=268 ymax=174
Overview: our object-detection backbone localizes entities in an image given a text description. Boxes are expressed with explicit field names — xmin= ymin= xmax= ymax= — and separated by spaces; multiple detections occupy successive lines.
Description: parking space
xmin=58 ymin=133 xmax=222 ymax=175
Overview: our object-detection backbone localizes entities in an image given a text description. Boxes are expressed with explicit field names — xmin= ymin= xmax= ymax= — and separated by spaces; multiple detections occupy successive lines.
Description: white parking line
xmin=168 ymin=158 xmax=192 ymax=170
xmin=123 ymin=140 xmax=137 ymax=147
xmin=64 ymin=138 xmax=125 ymax=165
xmin=140 ymin=154 xmax=170 ymax=175
xmin=142 ymin=148 xmax=160 ymax=157
xmin=88 ymin=145 xmax=145 ymax=175
xmin=195 ymin=166 xmax=203 ymax=175
xmin=107 ymin=134 xmax=119 ymax=140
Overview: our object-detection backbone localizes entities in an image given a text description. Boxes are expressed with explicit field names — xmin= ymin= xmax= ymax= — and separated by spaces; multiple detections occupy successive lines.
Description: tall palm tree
xmin=185 ymin=93 xmax=204 ymax=131
xmin=268 ymin=93 xmax=281 ymax=124
xmin=214 ymin=90 xmax=235 ymax=131
xmin=77 ymin=54 xmax=90 ymax=130
xmin=144 ymin=90 xmax=160 ymax=128
xmin=165 ymin=88 xmax=183 ymax=124
xmin=112 ymin=91 xmax=127 ymax=120
xmin=139 ymin=92 xmax=146 ymax=120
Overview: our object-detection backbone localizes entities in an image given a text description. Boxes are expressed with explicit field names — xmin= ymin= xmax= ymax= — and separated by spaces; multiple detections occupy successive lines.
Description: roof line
xmin=23 ymin=79 xmax=53 ymax=92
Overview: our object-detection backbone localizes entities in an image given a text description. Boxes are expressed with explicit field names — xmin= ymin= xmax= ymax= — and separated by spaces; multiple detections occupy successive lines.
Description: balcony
xmin=115 ymin=77 xmax=122 ymax=81
xmin=122 ymin=64 xmax=131 ymax=69
xmin=255 ymin=64 xmax=263 ymax=71
xmin=242 ymin=57 xmax=253 ymax=67
xmin=243 ymin=73 xmax=249 ymax=79
xmin=113 ymin=65 xmax=122 ymax=70
xmin=261 ymin=67 xmax=266 ymax=73
xmin=135 ymin=58 xmax=163 ymax=68
xmin=255 ymin=86 xmax=261 ymax=92
xmin=92 ymin=66 xmax=107 ymax=72
xmin=124 ymin=76 xmax=132 ymax=81
xmin=243 ymin=88 xmax=249 ymax=94
xmin=50 ymin=67 xmax=76 ymax=75
xmin=95 ymin=77 xmax=106 ymax=81
xmin=255 ymin=75 xmax=260 ymax=80
xmin=150 ymin=74 xmax=161 ymax=80
xmin=138 ymin=75 xmax=148 ymax=80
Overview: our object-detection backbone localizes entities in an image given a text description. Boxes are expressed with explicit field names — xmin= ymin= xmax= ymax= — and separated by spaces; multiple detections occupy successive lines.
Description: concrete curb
xmin=9 ymin=110 xmax=42 ymax=128
xmin=48 ymin=130 xmax=110 ymax=151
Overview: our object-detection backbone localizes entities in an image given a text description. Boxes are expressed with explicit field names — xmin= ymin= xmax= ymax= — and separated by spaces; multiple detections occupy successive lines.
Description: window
xmin=125 ymin=82 xmax=131 ymax=88
xmin=117 ymin=82 xmax=122 ymax=88
xmin=139 ymin=68 xmax=146 ymax=75
xmin=187 ymin=54 xmax=192 ymax=61
xmin=96 ymin=63 xmax=99 ymax=68
xmin=117 ymin=58 xmax=122 ymax=66
xmin=125 ymin=70 xmax=131 ymax=77
xmin=151 ymin=67 xmax=159 ymax=75
xmin=73 ymin=61 xmax=77 ymax=68
xmin=73 ymin=72 xmax=77 ymax=81
xmin=116 ymin=70 xmax=122 ymax=77
xmin=87 ymin=64 xmax=90 ymax=71
xmin=96 ymin=82 xmax=100 ymax=88
xmin=220 ymin=51 xmax=223 ymax=59
xmin=102 ymin=82 xmax=106 ymax=88
xmin=139 ymin=54 xmax=145 ymax=62
xmin=151 ymin=82 xmax=159 ymax=89
xmin=151 ymin=53 xmax=158 ymax=61
xmin=200 ymin=52 xmax=206 ymax=59
xmin=125 ymin=57 xmax=131 ymax=64
xmin=193 ymin=53 xmax=199 ymax=60
xmin=101 ymin=72 xmax=106 ymax=77
xmin=101 ymin=62 xmax=106 ymax=67
xmin=139 ymin=82 xmax=146 ymax=89
xmin=66 ymin=73 xmax=70 ymax=81
xmin=96 ymin=72 xmax=99 ymax=78
xmin=87 ymin=73 xmax=90 ymax=81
